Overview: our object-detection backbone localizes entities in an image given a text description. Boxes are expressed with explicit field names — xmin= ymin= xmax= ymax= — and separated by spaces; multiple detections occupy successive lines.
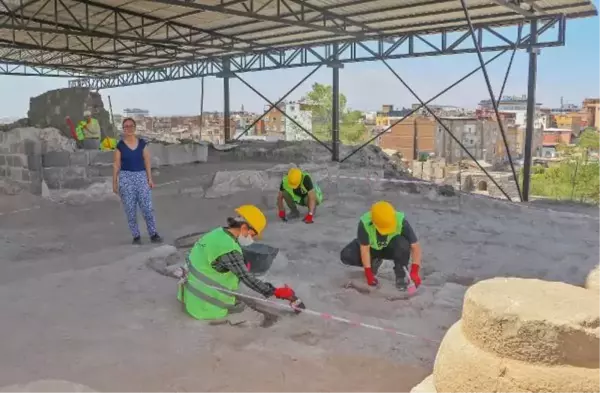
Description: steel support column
xmin=223 ymin=57 xmax=231 ymax=142
xmin=523 ymin=19 xmax=539 ymax=202
xmin=331 ymin=43 xmax=341 ymax=162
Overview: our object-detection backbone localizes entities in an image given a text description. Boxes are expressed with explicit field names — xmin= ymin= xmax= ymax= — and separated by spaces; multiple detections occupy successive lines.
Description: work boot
xmin=150 ymin=233 xmax=163 ymax=244
xmin=395 ymin=276 xmax=408 ymax=292
xmin=371 ymin=258 xmax=383 ymax=275
xmin=132 ymin=236 xmax=142 ymax=245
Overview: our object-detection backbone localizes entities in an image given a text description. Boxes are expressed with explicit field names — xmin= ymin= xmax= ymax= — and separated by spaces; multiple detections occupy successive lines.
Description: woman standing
xmin=113 ymin=118 xmax=162 ymax=245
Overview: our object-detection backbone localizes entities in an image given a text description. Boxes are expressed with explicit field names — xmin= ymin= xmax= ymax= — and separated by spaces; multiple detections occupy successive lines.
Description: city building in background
xmin=284 ymin=100 xmax=313 ymax=141
xmin=583 ymin=98 xmax=600 ymax=129
xmin=377 ymin=116 xmax=435 ymax=161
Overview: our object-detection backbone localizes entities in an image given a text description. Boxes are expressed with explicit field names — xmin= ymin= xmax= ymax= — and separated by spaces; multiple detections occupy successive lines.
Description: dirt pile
xmin=416 ymin=277 xmax=600 ymax=392
xmin=585 ymin=265 xmax=599 ymax=292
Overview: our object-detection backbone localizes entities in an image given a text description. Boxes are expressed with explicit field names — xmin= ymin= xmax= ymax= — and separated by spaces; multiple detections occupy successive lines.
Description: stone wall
xmin=28 ymin=87 xmax=116 ymax=139
xmin=41 ymin=143 xmax=208 ymax=191
xmin=0 ymin=129 xmax=43 ymax=195
xmin=1 ymin=128 xmax=208 ymax=195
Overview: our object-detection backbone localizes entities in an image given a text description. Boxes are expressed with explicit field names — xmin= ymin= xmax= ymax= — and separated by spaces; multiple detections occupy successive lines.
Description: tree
xmin=305 ymin=83 xmax=366 ymax=144
xmin=526 ymin=132 xmax=600 ymax=204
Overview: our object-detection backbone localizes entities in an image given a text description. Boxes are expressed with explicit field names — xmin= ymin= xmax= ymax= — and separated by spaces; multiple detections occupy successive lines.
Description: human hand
xmin=364 ymin=267 xmax=379 ymax=287
xmin=303 ymin=212 xmax=314 ymax=224
xmin=410 ymin=264 xmax=421 ymax=287
xmin=113 ymin=183 xmax=119 ymax=195
xmin=274 ymin=284 xmax=295 ymax=300
xmin=148 ymin=178 xmax=154 ymax=189
xmin=278 ymin=210 xmax=287 ymax=222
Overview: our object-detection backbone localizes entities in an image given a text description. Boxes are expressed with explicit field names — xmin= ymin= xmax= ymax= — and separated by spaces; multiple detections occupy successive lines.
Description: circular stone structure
xmin=434 ymin=322 xmax=600 ymax=393
xmin=586 ymin=265 xmax=599 ymax=292
xmin=461 ymin=277 xmax=599 ymax=367
xmin=0 ymin=379 xmax=95 ymax=392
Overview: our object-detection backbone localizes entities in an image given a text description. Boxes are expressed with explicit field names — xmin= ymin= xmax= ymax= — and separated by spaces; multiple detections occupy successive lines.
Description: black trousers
xmin=340 ymin=236 xmax=411 ymax=279
xmin=282 ymin=190 xmax=309 ymax=210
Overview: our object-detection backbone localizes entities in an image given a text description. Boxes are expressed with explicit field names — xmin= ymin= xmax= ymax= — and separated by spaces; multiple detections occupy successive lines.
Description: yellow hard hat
xmin=287 ymin=167 xmax=302 ymax=189
xmin=235 ymin=204 xmax=267 ymax=236
xmin=370 ymin=201 xmax=397 ymax=235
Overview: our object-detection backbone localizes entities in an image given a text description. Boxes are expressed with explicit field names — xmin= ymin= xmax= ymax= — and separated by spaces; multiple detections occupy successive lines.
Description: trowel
xmin=403 ymin=266 xmax=417 ymax=296
xmin=289 ymin=295 xmax=306 ymax=314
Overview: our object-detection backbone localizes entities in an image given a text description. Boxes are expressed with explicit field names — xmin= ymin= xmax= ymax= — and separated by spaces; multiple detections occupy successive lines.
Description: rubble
xmin=428 ymin=277 xmax=600 ymax=392
xmin=217 ymin=140 xmax=407 ymax=176
xmin=586 ymin=265 xmax=599 ymax=292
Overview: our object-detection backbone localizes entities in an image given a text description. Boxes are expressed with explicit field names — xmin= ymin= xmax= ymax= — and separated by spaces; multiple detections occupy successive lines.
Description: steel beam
xmin=331 ymin=42 xmax=340 ymax=162
xmin=145 ymin=0 xmax=381 ymax=42
xmin=60 ymin=17 xmax=564 ymax=87
xmin=222 ymin=57 xmax=231 ymax=142
xmin=234 ymin=65 xmax=322 ymax=141
xmin=460 ymin=0 xmax=522 ymax=200
xmin=522 ymin=19 xmax=539 ymax=202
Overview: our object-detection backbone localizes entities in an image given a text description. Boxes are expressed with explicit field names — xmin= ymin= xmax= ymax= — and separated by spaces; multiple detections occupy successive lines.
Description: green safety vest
xmin=75 ymin=121 xmax=86 ymax=141
xmin=360 ymin=211 xmax=405 ymax=251
xmin=178 ymin=227 xmax=241 ymax=320
xmin=281 ymin=171 xmax=323 ymax=204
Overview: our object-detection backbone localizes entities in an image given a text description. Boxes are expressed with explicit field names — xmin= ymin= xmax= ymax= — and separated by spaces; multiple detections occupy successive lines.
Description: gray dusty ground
xmin=1 ymin=151 xmax=598 ymax=391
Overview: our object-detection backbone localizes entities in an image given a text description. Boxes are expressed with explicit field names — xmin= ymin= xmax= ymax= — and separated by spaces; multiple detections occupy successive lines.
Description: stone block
xmin=23 ymin=139 xmax=42 ymax=156
xmin=0 ymin=155 xmax=5 ymax=166
xmin=42 ymin=167 xmax=63 ymax=189
xmin=164 ymin=143 xmax=208 ymax=165
xmin=88 ymin=150 xmax=113 ymax=165
xmin=410 ymin=375 xmax=436 ymax=393
xmin=148 ymin=143 xmax=165 ymax=168
xmin=43 ymin=151 xmax=71 ymax=167
xmin=433 ymin=322 xmax=600 ymax=393
xmin=26 ymin=154 xmax=42 ymax=171
xmin=21 ymin=170 xmax=30 ymax=181
xmin=62 ymin=177 xmax=92 ymax=190
xmin=8 ymin=167 xmax=22 ymax=182
xmin=461 ymin=277 xmax=599 ymax=367
xmin=69 ymin=151 xmax=89 ymax=166
xmin=96 ymin=165 xmax=114 ymax=177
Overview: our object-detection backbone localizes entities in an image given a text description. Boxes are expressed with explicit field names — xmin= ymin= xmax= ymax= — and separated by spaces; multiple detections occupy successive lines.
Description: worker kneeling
xmin=340 ymin=201 xmax=422 ymax=292
xmin=178 ymin=204 xmax=298 ymax=321
xmin=277 ymin=167 xmax=323 ymax=224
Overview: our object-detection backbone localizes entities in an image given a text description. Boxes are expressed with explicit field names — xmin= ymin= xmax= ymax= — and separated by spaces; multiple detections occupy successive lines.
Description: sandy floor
xmin=0 ymin=154 xmax=598 ymax=391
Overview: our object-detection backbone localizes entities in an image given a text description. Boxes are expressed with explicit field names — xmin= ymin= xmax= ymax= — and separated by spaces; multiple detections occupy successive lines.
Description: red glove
xmin=303 ymin=212 xmax=314 ymax=224
xmin=278 ymin=210 xmax=286 ymax=221
xmin=364 ymin=267 xmax=379 ymax=287
xmin=410 ymin=264 xmax=422 ymax=287
xmin=274 ymin=285 xmax=295 ymax=300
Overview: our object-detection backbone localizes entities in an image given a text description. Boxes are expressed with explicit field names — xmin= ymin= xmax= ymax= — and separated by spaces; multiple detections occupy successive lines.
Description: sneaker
xmin=132 ymin=236 xmax=142 ymax=245
xmin=150 ymin=234 xmax=163 ymax=243
xmin=395 ymin=276 xmax=408 ymax=291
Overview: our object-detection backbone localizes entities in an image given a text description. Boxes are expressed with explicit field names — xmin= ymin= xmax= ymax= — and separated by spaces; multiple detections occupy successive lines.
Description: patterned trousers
xmin=118 ymin=170 xmax=158 ymax=238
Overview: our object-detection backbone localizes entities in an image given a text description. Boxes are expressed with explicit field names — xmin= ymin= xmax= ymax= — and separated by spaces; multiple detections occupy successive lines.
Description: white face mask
xmin=238 ymin=235 xmax=254 ymax=247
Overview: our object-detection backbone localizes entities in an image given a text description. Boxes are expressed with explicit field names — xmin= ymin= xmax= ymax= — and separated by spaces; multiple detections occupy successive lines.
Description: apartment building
xmin=284 ymin=101 xmax=312 ymax=141
xmin=478 ymin=95 xmax=543 ymax=127
xmin=377 ymin=116 xmax=435 ymax=161
xmin=583 ymin=98 xmax=600 ymax=129
xmin=435 ymin=117 xmax=486 ymax=164
xmin=375 ymin=104 xmax=412 ymax=127
xmin=256 ymin=103 xmax=285 ymax=139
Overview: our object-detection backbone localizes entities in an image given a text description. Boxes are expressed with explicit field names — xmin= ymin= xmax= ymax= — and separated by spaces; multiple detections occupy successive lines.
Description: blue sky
xmin=0 ymin=5 xmax=598 ymax=118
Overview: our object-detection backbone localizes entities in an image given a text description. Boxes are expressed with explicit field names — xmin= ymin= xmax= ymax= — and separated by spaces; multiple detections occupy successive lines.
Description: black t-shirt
xmin=357 ymin=217 xmax=418 ymax=247
xmin=280 ymin=174 xmax=314 ymax=198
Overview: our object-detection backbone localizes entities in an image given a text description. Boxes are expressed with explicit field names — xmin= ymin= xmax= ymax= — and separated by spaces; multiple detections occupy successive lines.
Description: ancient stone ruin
xmin=27 ymin=87 xmax=116 ymax=139
xmin=412 ymin=277 xmax=600 ymax=392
